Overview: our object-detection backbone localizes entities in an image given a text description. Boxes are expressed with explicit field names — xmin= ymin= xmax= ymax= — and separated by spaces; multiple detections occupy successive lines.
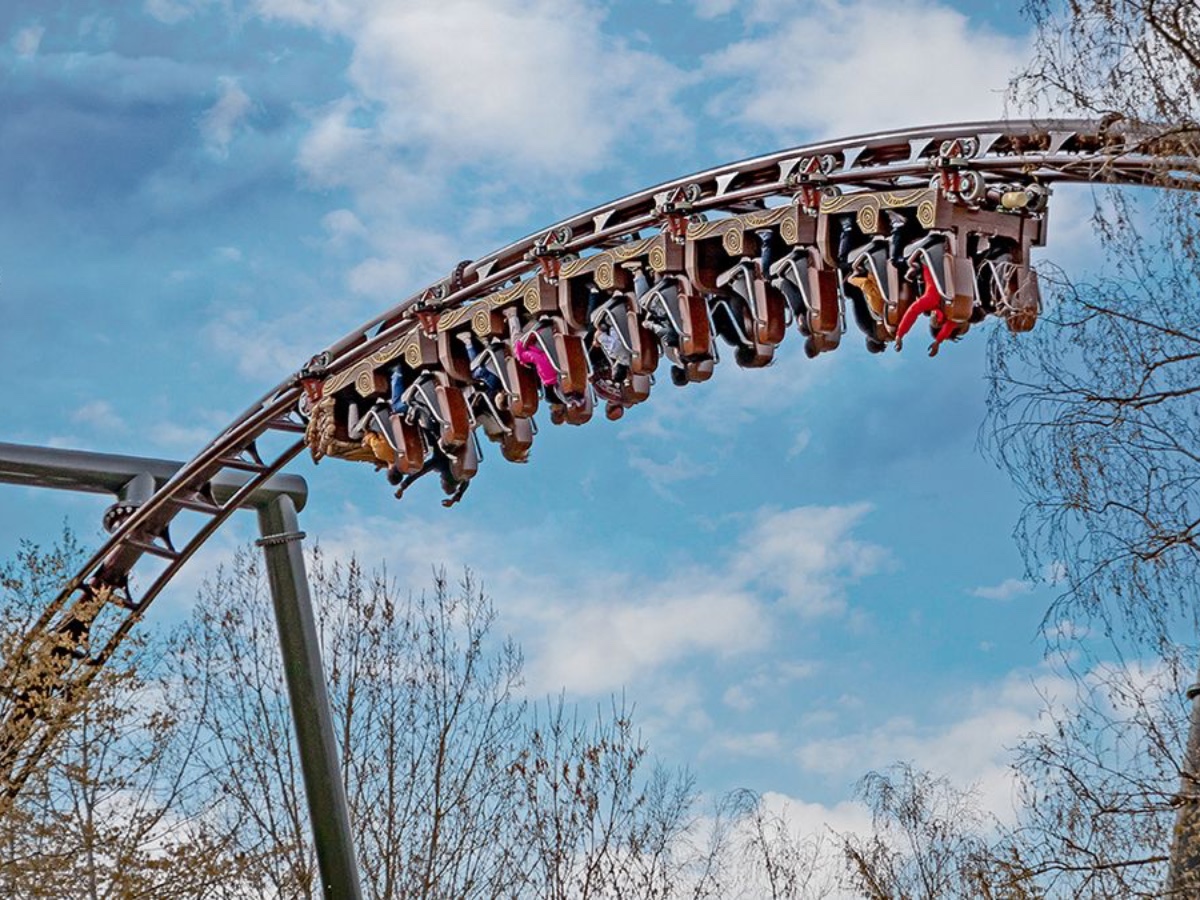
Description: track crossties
xmin=3 ymin=118 xmax=1198 ymax=806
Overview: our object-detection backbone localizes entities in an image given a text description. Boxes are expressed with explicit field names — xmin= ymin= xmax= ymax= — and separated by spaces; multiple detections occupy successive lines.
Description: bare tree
xmin=994 ymin=660 xmax=1188 ymax=898
xmin=839 ymin=764 xmax=1011 ymax=900
xmin=991 ymin=0 xmax=1200 ymax=650
xmin=176 ymin=549 xmax=702 ymax=899
xmin=983 ymin=2 xmax=1200 ymax=896
xmin=0 ymin=532 xmax=241 ymax=899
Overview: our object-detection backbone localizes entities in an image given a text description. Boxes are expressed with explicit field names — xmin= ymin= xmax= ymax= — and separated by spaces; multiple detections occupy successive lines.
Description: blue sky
xmin=1 ymin=0 xmax=1107 ymax=842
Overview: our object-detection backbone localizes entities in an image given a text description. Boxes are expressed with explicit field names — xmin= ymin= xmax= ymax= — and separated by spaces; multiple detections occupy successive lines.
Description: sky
xmin=0 ymin=0 xmax=1115 ymax=849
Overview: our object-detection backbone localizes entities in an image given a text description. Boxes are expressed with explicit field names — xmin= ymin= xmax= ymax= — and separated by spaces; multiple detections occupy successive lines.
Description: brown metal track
xmin=2 ymin=117 xmax=1198 ymax=806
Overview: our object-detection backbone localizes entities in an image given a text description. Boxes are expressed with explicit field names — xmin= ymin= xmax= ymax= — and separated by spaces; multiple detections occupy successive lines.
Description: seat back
xmin=622 ymin=303 xmax=661 ymax=375
xmin=449 ymin=438 xmax=479 ymax=482
xmin=885 ymin=267 xmax=914 ymax=329
xmin=627 ymin=372 xmax=652 ymax=402
xmin=685 ymin=357 xmax=715 ymax=383
xmin=564 ymin=391 xmax=594 ymax=426
xmin=553 ymin=331 xmax=590 ymax=395
xmin=944 ymin=255 xmax=977 ymax=324
xmin=751 ymin=278 xmax=787 ymax=345
xmin=435 ymin=380 xmax=471 ymax=451
xmin=437 ymin=331 xmax=473 ymax=384
xmin=388 ymin=413 xmax=426 ymax=475
xmin=677 ymin=280 xmax=713 ymax=360
xmin=1005 ymin=267 xmax=1041 ymax=333
xmin=807 ymin=261 xmax=842 ymax=336
xmin=500 ymin=416 xmax=534 ymax=463
xmin=504 ymin=353 xmax=541 ymax=418
xmin=710 ymin=295 xmax=752 ymax=348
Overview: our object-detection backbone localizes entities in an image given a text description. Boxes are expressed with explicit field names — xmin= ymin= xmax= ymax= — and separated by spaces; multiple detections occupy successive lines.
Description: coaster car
xmin=562 ymin=388 xmax=594 ymax=426
xmin=768 ymin=246 xmax=842 ymax=354
xmin=714 ymin=257 xmax=787 ymax=348
xmin=708 ymin=285 xmax=775 ymax=368
xmin=307 ymin=394 xmax=379 ymax=465
xmin=847 ymin=237 xmax=910 ymax=332
xmin=406 ymin=370 xmax=472 ymax=452
xmin=466 ymin=380 xmax=534 ymax=464
xmin=905 ymin=232 xmax=976 ymax=327
xmin=475 ymin=334 xmax=540 ymax=419
xmin=635 ymin=270 xmax=713 ymax=364
xmin=529 ymin=316 xmax=590 ymax=397
xmin=594 ymin=372 xmax=652 ymax=420
xmin=592 ymin=292 xmax=660 ymax=376
xmin=448 ymin=432 xmax=480 ymax=483
xmin=975 ymin=241 xmax=1040 ymax=333
xmin=386 ymin=409 xmax=427 ymax=475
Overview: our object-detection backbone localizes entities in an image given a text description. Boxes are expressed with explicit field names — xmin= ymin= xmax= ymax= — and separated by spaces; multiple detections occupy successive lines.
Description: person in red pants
xmin=894 ymin=262 xmax=956 ymax=356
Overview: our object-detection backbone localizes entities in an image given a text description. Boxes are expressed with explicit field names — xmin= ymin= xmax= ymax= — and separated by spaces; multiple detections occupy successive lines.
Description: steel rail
xmin=5 ymin=116 xmax=1199 ymax=802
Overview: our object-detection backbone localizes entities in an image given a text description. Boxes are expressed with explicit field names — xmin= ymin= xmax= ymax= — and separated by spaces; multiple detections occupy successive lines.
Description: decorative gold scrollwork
xmin=594 ymin=258 xmax=615 ymax=290
xmin=472 ymin=308 xmax=491 ymax=337
xmin=648 ymin=242 xmax=666 ymax=272
xmin=780 ymin=213 xmax=799 ymax=245
xmin=917 ymin=199 xmax=936 ymax=228
xmin=355 ymin=369 xmax=377 ymax=398
xmin=722 ymin=226 xmax=744 ymax=256
xmin=856 ymin=202 xmax=879 ymax=234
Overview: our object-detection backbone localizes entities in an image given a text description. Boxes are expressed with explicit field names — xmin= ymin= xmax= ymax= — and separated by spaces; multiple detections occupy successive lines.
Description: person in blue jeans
xmin=464 ymin=334 xmax=504 ymax=400
xmin=393 ymin=443 xmax=469 ymax=508
xmin=389 ymin=365 xmax=410 ymax=417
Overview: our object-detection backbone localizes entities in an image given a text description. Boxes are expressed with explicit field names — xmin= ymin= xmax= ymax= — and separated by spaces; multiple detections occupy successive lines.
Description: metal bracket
xmin=255 ymin=530 xmax=307 ymax=548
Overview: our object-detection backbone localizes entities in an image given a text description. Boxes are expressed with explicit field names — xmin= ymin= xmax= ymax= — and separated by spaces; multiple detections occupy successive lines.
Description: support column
xmin=256 ymin=495 xmax=363 ymax=900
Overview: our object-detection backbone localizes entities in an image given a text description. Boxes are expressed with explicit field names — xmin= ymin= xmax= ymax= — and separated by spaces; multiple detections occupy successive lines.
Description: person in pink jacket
xmin=513 ymin=327 xmax=583 ymax=413
xmin=513 ymin=330 xmax=559 ymax=387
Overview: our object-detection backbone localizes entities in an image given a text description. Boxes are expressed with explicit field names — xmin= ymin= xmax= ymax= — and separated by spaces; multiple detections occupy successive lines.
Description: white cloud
xmin=970 ymin=577 xmax=1033 ymax=601
xmin=261 ymin=0 xmax=689 ymax=175
xmin=202 ymin=306 xmax=313 ymax=380
xmin=312 ymin=498 xmax=886 ymax=696
xmin=295 ymin=97 xmax=384 ymax=191
xmin=346 ymin=256 xmax=414 ymax=299
xmin=71 ymin=399 xmax=127 ymax=433
xmin=145 ymin=0 xmax=193 ymax=23
xmin=703 ymin=0 xmax=1027 ymax=139
xmin=794 ymin=670 xmax=1071 ymax=821
xmin=12 ymin=25 xmax=45 ymax=59
xmin=711 ymin=729 xmax=785 ymax=757
xmin=201 ymin=76 xmax=253 ymax=158
xmin=626 ymin=450 xmax=715 ymax=500
xmin=524 ymin=575 xmax=772 ymax=695
xmin=732 ymin=504 xmax=889 ymax=617
xmin=148 ymin=420 xmax=223 ymax=452
xmin=723 ymin=659 xmax=818 ymax=711
xmin=322 ymin=208 xmax=368 ymax=249
xmin=787 ymin=427 xmax=811 ymax=459
xmin=691 ymin=0 xmax=739 ymax=18
xmin=698 ymin=790 xmax=870 ymax=900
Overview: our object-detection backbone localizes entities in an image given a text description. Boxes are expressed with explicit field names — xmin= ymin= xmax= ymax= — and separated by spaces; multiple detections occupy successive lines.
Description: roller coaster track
xmin=2 ymin=117 xmax=1198 ymax=808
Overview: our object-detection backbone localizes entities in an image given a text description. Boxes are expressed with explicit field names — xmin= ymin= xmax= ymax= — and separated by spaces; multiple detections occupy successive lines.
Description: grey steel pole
xmin=1167 ymin=673 xmax=1200 ymax=896
xmin=1 ymin=442 xmax=363 ymax=898
xmin=256 ymin=495 xmax=363 ymax=900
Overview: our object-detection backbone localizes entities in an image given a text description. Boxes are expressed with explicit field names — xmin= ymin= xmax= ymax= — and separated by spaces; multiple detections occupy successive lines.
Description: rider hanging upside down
xmin=513 ymin=326 xmax=583 ymax=409
xmin=392 ymin=443 xmax=470 ymax=508
xmin=894 ymin=262 xmax=956 ymax=357
xmin=592 ymin=318 xmax=631 ymax=384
